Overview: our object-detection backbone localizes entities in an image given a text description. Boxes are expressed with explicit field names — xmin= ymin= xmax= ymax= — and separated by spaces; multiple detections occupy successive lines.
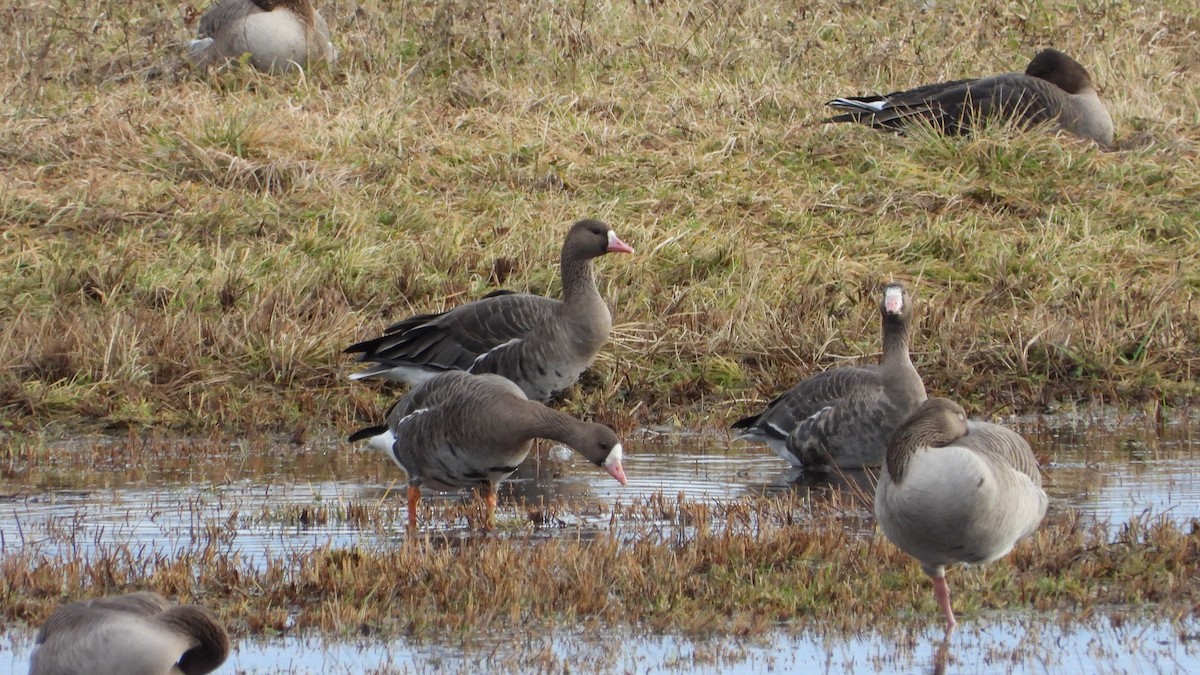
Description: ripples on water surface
xmin=1 ymin=410 xmax=1198 ymax=673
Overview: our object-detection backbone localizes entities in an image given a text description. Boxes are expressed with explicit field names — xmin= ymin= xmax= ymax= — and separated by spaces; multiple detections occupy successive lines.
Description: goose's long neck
xmin=881 ymin=317 xmax=923 ymax=398
xmin=884 ymin=423 xmax=926 ymax=484
xmin=881 ymin=316 xmax=910 ymax=365
xmin=524 ymin=405 xmax=585 ymax=446
xmin=560 ymin=253 xmax=599 ymax=306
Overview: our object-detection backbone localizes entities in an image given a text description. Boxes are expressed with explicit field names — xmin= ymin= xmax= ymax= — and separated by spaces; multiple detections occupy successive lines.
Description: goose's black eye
xmin=599 ymin=443 xmax=610 ymax=451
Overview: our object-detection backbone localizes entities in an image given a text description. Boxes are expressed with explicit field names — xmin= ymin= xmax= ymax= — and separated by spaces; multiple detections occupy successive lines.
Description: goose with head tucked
xmin=344 ymin=219 xmax=635 ymax=403
xmin=349 ymin=370 xmax=627 ymax=531
xmin=188 ymin=0 xmax=337 ymax=73
xmin=29 ymin=591 xmax=229 ymax=675
xmin=875 ymin=398 xmax=1048 ymax=630
xmin=826 ymin=48 xmax=1113 ymax=148
xmin=731 ymin=282 xmax=925 ymax=470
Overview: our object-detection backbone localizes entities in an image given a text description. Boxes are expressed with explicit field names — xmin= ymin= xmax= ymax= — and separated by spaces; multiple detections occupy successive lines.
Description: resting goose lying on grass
xmin=826 ymin=48 xmax=1113 ymax=148
xmin=188 ymin=0 xmax=336 ymax=73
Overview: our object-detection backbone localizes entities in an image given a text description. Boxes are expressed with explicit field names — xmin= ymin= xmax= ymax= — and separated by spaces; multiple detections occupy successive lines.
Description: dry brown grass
xmin=0 ymin=1 xmax=1198 ymax=435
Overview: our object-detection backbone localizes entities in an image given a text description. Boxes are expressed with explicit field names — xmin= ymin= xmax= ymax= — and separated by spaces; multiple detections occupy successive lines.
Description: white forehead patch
xmin=604 ymin=442 xmax=624 ymax=468
xmin=884 ymin=286 xmax=904 ymax=313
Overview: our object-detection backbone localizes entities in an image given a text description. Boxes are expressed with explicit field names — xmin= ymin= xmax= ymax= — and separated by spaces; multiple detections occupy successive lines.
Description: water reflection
xmin=2 ymin=613 xmax=1196 ymax=673
xmin=2 ymin=415 xmax=1199 ymax=561
xmin=2 ymin=415 xmax=1200 ymax=672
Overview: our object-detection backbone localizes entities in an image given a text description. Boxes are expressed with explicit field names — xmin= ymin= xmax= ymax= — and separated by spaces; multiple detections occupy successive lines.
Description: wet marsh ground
xmin=2 ymin=412 xmax=1199 ymax=673
xmin=3 ymin=0 xmax=1200 ymax=672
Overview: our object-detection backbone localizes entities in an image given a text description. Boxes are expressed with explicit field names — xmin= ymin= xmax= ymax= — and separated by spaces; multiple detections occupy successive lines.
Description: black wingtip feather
xmin=730 ymin=414 xmax=760 ymax=430
xmin=348 ymin=425 xmax=388 ymax=443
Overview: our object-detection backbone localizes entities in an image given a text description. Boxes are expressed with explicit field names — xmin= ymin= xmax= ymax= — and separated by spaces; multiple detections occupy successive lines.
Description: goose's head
xmin=565 ymin=219 xmax=636 ymax=260
xmin=1025 ymin=48 xmax=1095 ymax=95
xmin=879 ymin=282 xmax=912 ymax=324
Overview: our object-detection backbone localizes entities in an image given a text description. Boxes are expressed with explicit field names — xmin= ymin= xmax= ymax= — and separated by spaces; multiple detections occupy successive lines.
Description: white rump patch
xmin=366 ymin=429 xmax=396 ymax=455
xmin=832 ymin=97 xmax=888 ymax=112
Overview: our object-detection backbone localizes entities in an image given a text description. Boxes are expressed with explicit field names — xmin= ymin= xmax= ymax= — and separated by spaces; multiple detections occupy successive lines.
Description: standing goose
xmin=875 ymin=398 xmax=1048 ymax=630
xmin=731 ymin=283 xmax=925 ymax=470
xmin=344 ymin=219 xmax=635 ymax=402
xmin=826 ymin=48 xmax=1113 ymax=148
xmin=187 ymin=0 xmax=337 ymax=73
xmin=349 ymin=370 xmax=627 ymax=530
xmin=29 ymin=592 xmax=230 ymax=675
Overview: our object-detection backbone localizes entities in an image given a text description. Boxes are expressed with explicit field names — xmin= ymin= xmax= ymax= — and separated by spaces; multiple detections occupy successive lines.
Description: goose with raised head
xmin=826 ymin=48 xmax=1113 ymax=148
xmin=875 ymin=398 xmax=1048 ymax=630
xmin=29 ymin=591 xmax=229 ymax=675
xmin=344 ymin=219 xmax=635 ymax=402
xmin=348 ymin=370 xmax=627 ymax=530
xmin=731 ymin=283 xmax=925 ymax=470
xmin=188 ymin=0 xmax=337 ymax=73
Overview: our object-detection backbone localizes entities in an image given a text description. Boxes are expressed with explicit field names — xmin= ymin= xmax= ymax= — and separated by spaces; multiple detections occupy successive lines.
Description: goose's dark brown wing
xmin=197 ymin=0 xmax=262 ymax=38
xmin=345 ymin=292 xmax=560 ymax=372
xmin=961 ymin=421 xmax=1042 ymax=485
xmin=732 ymin=366 xmax=881 ymax=444
xmin=828 ymin=73 xmax=1063 ymax=135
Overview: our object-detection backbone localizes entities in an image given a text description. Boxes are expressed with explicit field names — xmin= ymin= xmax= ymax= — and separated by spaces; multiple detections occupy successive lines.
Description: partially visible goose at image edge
xmin=187 ymin=0 xmax=337 ymax=73
xmin=731 ymin=282 xmax=926 ymax=470
xmin=28 ymin=592 xmax=230 ymax=675
xmin=348 ymin=370 xmax=627 ymax=531
xmin=826 ymin=48 xmax=1113 ymax=148
xmin=344 ymin=219 xmax=635 ymax=403
xmin=875 ymin=398 xmax=1049 ymax=630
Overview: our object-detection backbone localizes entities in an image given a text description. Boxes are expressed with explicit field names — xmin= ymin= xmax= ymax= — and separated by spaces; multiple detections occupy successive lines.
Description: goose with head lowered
xmin=826 ymin=48 xmax=1113 ymax=148
xmin=875 ymin=398 xmax=1048 ymax=630
xmin=344 ymin=219 xmax=635 ymax=402
xmin=29 ymin=591 xmax=230 ymax=675
xmin=731 ymin=282 xmax=925 ymax=470
xmin=349 ymin=370 xmax=627 ymax=531
xmin=188 ymin=0 xmax=337 ymax=73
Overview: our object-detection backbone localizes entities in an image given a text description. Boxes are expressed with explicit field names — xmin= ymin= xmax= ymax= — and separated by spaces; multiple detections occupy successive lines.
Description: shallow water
xmin=4 ymin=613 xmax=1197 ymax=673
xmin=1 ymin=412 xmax=1198 ymax=673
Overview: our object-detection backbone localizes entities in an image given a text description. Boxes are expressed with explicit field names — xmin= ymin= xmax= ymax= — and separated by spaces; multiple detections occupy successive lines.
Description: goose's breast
xmin=878 ymin=445 xmax=1035 ymax=566
xmin=236 ymin=11 xmax=311 ymax=69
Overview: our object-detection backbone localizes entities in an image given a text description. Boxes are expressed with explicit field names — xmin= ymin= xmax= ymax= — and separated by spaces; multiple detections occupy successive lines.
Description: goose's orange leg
xmin=482 ymin=484 xmax=497 ymax=531
xmin=932 ymin=574 xmax=957 ymax=631
xmin=406 ymin=484 xmax=421 ymax=532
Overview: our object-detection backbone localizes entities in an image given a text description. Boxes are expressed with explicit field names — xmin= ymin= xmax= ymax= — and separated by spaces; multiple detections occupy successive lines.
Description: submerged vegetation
xmin=1 ymin=485 xmax=1196 ymax=642
xmin=0 ymin=1 xmax=1198 ymax=435
xmin=0 ymin=435 xmax=1196 ymax=651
